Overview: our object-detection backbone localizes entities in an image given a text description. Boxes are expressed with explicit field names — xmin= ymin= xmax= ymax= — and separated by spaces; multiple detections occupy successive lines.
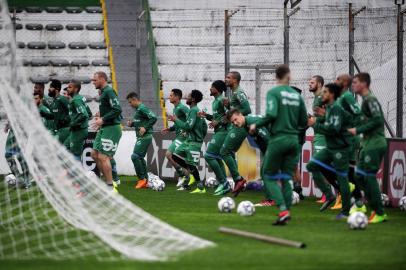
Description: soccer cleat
xmin=272 ymin=210 xmax=291 ymax=225
xmin=368 ymin=211 xmax=388 ymax=224
xmin=214 ymin=182 xmax=231 ymax=196
xmin=349 ymin=182 xmax=355 ymax=193
xmin=190 ymin=187 xmax=206 ymax=194
xmin=316 ymin=194 xmax=326 ymax=204
xmin=335 ymin=212 xmax=348 ymax=220
xmin=232 ymin=178 xmax=247 ymax=197
xmin=187 ymin=175 xmax=196 ymax=186
xmin=134 ymin=179 xmax=148 ymax=189
xmin=254 ymin=199 xmax=275 ymax=207
xmin=112 ymin=180 xmax=120 ymax=188
xmin=331 ymin=194 xmax=342 ymax=210
xmin=320 ymin=197 xmax=336 ymax=212
xmin=176 ymin=176 xmax=188 ymax=188
xmin=349 ymin=204 xmax=367 ymax=215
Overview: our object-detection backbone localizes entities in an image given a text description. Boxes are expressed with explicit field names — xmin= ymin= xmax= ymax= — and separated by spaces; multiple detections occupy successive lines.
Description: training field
xmin=1 ymin=177 xmax=405 ymax=270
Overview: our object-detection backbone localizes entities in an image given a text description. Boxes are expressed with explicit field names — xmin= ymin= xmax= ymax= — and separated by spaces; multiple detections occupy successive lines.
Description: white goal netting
xmin=0 ymin=0 xmax=213 ymax=261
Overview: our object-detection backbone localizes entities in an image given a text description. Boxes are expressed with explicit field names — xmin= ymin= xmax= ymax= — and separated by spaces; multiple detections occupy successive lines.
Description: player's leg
xmin=133 ymin=134 xmax=153 ymax=189
xmin=69 ymin=128 xmax=88 ymax=161
xmin=188 ymin=142 xmax=205 ymax=193
xmin=280 ymin=141 xmax=300 ymax=211
xmin=332 ymin=149 xmax=350 ymax=219
xmin=306 ymin=148 xmax=336 ymax=211
xmin=173 ymin=142 xmax=191 ymax=190
xmin=167 ymin=139 xmax=187 ymax=186
xmin=110 ymin=158 xmax=120 ymax=186
xmin=313 ymin=135 xmax=328 ymax=203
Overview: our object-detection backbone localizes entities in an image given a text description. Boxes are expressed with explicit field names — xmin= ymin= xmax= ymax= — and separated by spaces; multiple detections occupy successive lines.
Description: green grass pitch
xmin=1 ymin=176 xmax=406 ymax=270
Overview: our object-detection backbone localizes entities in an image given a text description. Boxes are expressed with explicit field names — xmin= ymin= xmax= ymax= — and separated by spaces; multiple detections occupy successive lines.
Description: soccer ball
xmin=151 ymin=179 xmax=165 ymax=191
xmin=227 ymin=178 xmax=235 ymax=191
xmin=5 ymin=174 xmax=17 ymax=187
xmin=237 ymin=200 xmax=255 ymax=216
xmin=291 ymin=191 xmax=300 ymax=205
xmin=347 ymin=212 xmax=368 ymax=230
xmin=399 ymin=196 xmax=406 ymax=211
xmin=381 ymin=193 xmax=390 ymax=207
xmin=148 ymin=172 xmax=159 ymax=181
xmin=218 ymin=197 xmax=235 ymax=213
xmin=205 ymin=177 xmax=219 ymax=188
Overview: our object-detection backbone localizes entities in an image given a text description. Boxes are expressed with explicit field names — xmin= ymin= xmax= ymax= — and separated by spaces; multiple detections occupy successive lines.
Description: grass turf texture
xmin=1 ymin=176 xmax=406 ymax=270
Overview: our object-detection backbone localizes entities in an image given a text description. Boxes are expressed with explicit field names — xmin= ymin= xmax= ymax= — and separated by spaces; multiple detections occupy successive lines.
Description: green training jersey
xmin=229 ymin=86 xmax=251 ymax=116
xmin=38 ymin=104 xmax=53 ymax=130
xmin=356 ymin=93 xmax=386 ymax=147
xmin=313 ymin=101 xmax=352 ymax=149
xmin=42 ymin=96 xmax=55 ymax=132
xmin=131 ymin=103 xmax=157 ymax=137
xmin=312 ymin=92 xmax=325 ymax=142
xmin=255 ymin=85 xmax=307 ymax=137
xmin=99 ymin=85 xmax=122 ymax=126
xmin=206 ymin=94 xmax=227 ymax=132
xmin=174 ymin=105 xmax=208 ymax=143
xmin=338 ymin=90 xmax=361 ymax=126
xmin=51 ymin=95 xmax=70 ymax=130
xmin=69 ymin=94 xmax=89 ymax=130
xmin=245 ymin=115 xmax=270 ymax=153
xmin=169 ymin=102 xmax=189 ymax=139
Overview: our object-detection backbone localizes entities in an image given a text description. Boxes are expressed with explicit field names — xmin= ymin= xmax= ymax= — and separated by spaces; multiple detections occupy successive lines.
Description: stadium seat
xmin=92 ymin=59 xmax=109 ymax=66
xmin=50 ymin=75 xmax=71 ymax=83
xmin=30 ymin=59 xmax=49 ymax=66
xmin=86 ymin=24 xmax=104 ymax=31
xmin=71 ymin=59 xmax=90 ymax=67
xmin=25 ymin=23 xmax=43 ymax=30
xmin=45 ymin=24 xmax=64 ymax=31
xmin=73 ymin=76 xmax=91 ymax=84
xmin=8 ymin=7 xmax=23 ymax=13
xmin=22 ymin=59 xmax=30 ymax=66
xmin=30 ymin=76 xmax=49 ymax=83
xmin=88 ymin=42 xmax=107 ymax=49
xmin=47 ymin=41 xmax=66 ymax=49
xmin=66 ymin=24 xmax=84 ymax=31
xmin=85 ymin=6 xmax=102 ymax=13
xmin=17 ymin=42 xmax=25 ymax=49
xmin=25 ymin=7 xmax=43 ymax=13
xmin=27 ymin=42 xmax=46 ymax=49
xmin=15 ymin=23 xmax=23 ymax=30
xmin=65 ymin=7 xmax=83 ymax=13
xmin=49 ymin=59 xmax=69 ymax=67
xmin=69 ymin=42 xmax=87 ymax=49
xmin=45 ymin=7 xmax=63 ymax=13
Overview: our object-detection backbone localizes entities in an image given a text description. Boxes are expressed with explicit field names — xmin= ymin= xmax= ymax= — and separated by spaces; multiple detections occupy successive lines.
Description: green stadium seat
xmin=69 ymin=42 xmax=87 ymax=49
xmin=88 ymin=42 xmax=107 ymax=49
xmin=30 ymin=76 xmax=49 ymax=83
xmin=45 ymin=24 xmax=64 ymax=31
xmin=17 ymin=42 xmax=25 ymax=49
xmin=48 ymin=42 xmax=66 ymax=49
xmin=86 ymin=24 xmax=104 ymax=31
xmin=31 ymin=59 xmax=49 ymax=66
xmin=85 ymin=6 xmax=102 ymax=13
xmin=45 ymin=7 xmax=63 ymax=13
xmin=25 ymin=7 xmax=43 ymax=13
xmin=92 ymin=59 xmax=109 ymax=66
xmin=71 ymin=60 xmax=90 ymax=67
xmin=8 ymin=7 xmax=23 ymax=13
xmin=66 ymin=24 xmax=84 ymax=31
xmin=65 ymin=7 xmax=83 ymax=13
xmin=49 ymin=59 xmax=70 ymax=67
xmin=27 ymin=42 xmax=46 ymax=49
xmin=25 ymin=23 xmax=43 ymax=30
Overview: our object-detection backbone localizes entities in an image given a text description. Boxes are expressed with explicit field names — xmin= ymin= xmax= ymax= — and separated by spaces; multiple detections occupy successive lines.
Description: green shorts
xmin=167 ymin=137 xmax=185 ymax=154
xmin=262 ymin=135 xmax=300 ymax=179
xmin=313 ymin=133 xmax=326 ymax=154
xmin=93 ymin=125 xmax=122 ymax=157
xmin=358 ymin=139 xmax=387 ymax=173
xmin=207 ymin=130 xmax=227 ymax=155
xmin=133 ymin=134 xmax=153 ymax=157
xmin=174 ymin=140 xmax=202 ymax=166
xmin=67 ymin=128 xmax=88 ymax=157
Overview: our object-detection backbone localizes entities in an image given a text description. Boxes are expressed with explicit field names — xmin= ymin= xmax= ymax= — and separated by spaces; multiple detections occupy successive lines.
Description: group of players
xmin=4 ymin=65 xmax=387 ymax=226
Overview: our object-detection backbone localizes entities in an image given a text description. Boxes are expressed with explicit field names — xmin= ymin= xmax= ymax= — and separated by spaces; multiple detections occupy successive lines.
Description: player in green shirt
xmin=222 ymin=71 xmax=251 ymax=197
xmin=199 ymin=80 xmax=229 ymax=195
xmin=168 ymin=90 xmax=208 ymax=193
xmin=48 ymin=80 xmax=71 ymax=145
xmin=34 ymin=92 xmax=54 ymax=128
xmin=348 ymin=72 xmax=388 ymax=224
xmin=307 ymin=83 xmax=353 ymax=220
xmin=161 ymin=89 xmax=190 ymax=188
xmin=126 ymin=92 xmax=158 ymax=189
xmin=66 ymin=81 xmax=90 ymax=161
xmin=91 ymin=71 xmax=123 ymax=192
xmin=34 ymin=82 xmax=56 ymax=134
xmin=251 ymin=65 xmax=308 ymax=225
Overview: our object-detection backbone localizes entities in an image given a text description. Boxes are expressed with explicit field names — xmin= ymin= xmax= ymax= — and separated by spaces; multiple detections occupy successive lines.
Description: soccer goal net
xmin=0 ymin=0 xmax=213 ymax=261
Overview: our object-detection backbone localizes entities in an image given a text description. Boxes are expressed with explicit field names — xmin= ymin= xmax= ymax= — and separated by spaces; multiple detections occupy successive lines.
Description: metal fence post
xmin=136 ymin=10 xmax=145 ymax=97
xmin=224 ymin=10 xmax=230 ymax=78
xmin=255 ymin=65 xmax=260 ymax=114
xmin=349 ymin=4 xmax=366 ymax=77
xmin=283 ymin=1 xmax=289 ymax=65
xmin=396 ymin=3 xmax=405 ymax=137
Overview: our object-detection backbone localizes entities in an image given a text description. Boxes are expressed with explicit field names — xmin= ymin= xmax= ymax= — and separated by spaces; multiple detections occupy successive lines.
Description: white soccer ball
xmin=399 ymin=196 xmax=406 ymax=211
xmin=347 ymin=212 xmax=368 ymax=230
xmin=151 ymin=179 xmax=165 ymax=192
xmin=227 ymin=178 xmax=235 ymax=191
xmin=291 ymin=191 xmax=300 ymax=205
xmin=148 ymin=172 xmax=159 ymax=181
xmin=205 ymin=177 xmax=219 ymax=188
xmin=237 ymin=200 xmax=255 ymax=216
xmin=218 ymin=197 xmax=235 ymax=213
xmin=5 ymin=174 xmax=17 ymax=187
xmin=381 ymin=193 xmax=390 ymax=207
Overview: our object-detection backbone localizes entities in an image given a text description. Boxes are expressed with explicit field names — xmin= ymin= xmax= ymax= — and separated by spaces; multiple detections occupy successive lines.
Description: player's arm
xmin=69 ymin=100 xmax=87 ymax=129
xmin=174 ymin=110 xmax=196 ymax=131
xmin=355 ymin=98 xmax=384 ymax=135
xmin=237 ymin=92 xmax=251 ymax=116
xmin=171 ymin=106 xmax=189 ymax=131
xmin=102 ymin=91 xmax=122 ymax=123
xmin=255 ymin=92 xmax=277 ymax=128
xmin=39 ymin=106 xmax=54 ymax=120
xmin=140 ymin=106 xmax=157 ymax=130
xmin=313 ymin=106 xmax=342 ymax=135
